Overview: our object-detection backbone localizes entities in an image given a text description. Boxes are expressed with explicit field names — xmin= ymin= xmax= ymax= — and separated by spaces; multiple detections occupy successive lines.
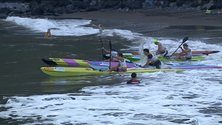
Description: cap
xmin=154 ymin=40 xmax=159 ymax=43
xmin=110 ymin=47 xmax=115 ymax=51
xmin=183 ymin=43 xmax=188 ymax=46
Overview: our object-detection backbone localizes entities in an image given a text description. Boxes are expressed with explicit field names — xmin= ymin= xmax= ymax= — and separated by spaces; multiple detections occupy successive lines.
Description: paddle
xmin=169 ymin=36 xmax=189 ymax=57
xmin=98 ymin=36 xmax=104 ymax=60
xmin=109 ymin=40 xmax=112 ymax=70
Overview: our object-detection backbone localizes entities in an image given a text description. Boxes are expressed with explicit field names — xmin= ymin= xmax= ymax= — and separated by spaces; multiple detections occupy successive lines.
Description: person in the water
xmin=45 ymin=29 xmax=53 ymax=38
xmin=92 ymin=24 xmax=104 ymax=35
xmin=127 ymin=72 xmax=140 ymax=84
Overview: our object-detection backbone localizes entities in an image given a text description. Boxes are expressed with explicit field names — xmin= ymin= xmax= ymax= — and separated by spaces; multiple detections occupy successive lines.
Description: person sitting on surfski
xmin=154 ymin=40 xmax=168 ymax=57
xmin=102 ymin=47 xmax=118 ymax=62
xmin=45 ymin=29 xmax=53 ymax=38
xmin=127 ymin=72 xmax=140 ymax=84
xmin=142 ymin=48 xmax=161 ymax=69
xmin=174 ymin=43 xmax=192 ymax=60
xmin=108 ymin=53 xmax=127 ymax=72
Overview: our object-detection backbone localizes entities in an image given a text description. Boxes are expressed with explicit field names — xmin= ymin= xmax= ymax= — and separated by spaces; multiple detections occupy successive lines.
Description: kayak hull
xmin=40 ymin=67 xmax=185 ymax=77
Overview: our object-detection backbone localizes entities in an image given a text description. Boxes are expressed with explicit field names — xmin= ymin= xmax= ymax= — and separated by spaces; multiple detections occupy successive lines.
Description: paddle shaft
xmin=99 ymin=36 xmax=104 ymax=60
xmin=170 ymin=37 xmax=188 ymax=57
xmin=109 ymin=40 xmax=112 ymax=69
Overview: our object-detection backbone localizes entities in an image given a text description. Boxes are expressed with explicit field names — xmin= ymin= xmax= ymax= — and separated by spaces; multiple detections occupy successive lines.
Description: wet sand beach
xmin=50 ymin=9 xmax=222 ymax=27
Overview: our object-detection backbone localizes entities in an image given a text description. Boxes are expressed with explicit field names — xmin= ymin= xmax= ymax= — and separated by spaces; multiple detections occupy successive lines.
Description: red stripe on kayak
xmin=132 ymin=53 xmax=140 ymax=55
xmin=192 ymin=51 xmax=219 ymax=54
xmin=180 ymin=51 xmax=219 ymax=56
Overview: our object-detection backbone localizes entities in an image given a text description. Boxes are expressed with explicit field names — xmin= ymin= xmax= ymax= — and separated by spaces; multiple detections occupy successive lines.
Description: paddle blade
xmin=182 ymin=36 xmax=188 ymax=43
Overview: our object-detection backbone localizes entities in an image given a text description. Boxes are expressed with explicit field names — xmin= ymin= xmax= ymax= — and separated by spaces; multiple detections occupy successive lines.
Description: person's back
xmin=154 ymin=40 xmax=168 ymax=57
xmin=102 ymin=47 xmax=118 ymax=62
xmin=127 ymin=72 xmax=140 ymax=84
xmin=111 ymin=48 xmax=118 ymax=61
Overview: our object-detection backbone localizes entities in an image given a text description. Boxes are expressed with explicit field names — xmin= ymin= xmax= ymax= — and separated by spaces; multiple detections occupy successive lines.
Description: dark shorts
xmin=160 ymin=50 xmax=168 ymax=57
xmin=186 ymin=57 xmax=191 ymax=60
xmin=149 ymin=60 xmax=161 ymax=69
xmin=117 ymin=68 xmax=127 ymax=72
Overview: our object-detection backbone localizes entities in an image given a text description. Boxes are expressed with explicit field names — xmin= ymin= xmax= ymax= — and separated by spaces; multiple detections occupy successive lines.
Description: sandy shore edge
xmin=46 ymin=10 xmax=222 ymax=27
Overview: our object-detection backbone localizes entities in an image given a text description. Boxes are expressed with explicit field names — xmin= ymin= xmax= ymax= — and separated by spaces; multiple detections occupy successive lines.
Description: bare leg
xmin=108 ymin=67 xmax=118 ymax=72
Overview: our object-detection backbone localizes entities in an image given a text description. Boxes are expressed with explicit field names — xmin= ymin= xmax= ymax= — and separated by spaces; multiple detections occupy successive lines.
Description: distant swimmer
xmin=92 ymin=24 xmax=104 ymax=35
xmin=127 ymin=72 xmax=140 ymax=84
xmin=45 ymin=29 xmax=53 ymax=38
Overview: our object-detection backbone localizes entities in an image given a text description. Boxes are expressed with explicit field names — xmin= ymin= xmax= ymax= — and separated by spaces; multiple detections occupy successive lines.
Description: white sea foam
xmin=0 ymin=70 xmax=222 ymax=125
xmin=5 ymin=16 xmax=142 ymax=38
xmin=5 ymin=16 xmax=97 ymax=36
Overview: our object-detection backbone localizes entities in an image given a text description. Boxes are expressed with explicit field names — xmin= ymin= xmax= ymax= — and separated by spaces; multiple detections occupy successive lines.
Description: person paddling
xmin=174 ymin=43 xmax=192 ymax=60
xmin=108 ymin=53 xmax=127 ymax=72
xmin=142 ymin=49 xmax=161 ymax=69
xmin=154 ymin=40 xmax=168 ymax=57
xmin=102 ymin=47 xmax=118 ymax=62
xmin=127 ymin=72 xmax=140 ymax=84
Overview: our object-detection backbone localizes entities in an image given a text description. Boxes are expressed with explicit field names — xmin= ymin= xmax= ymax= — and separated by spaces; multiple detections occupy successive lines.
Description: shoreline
xmin=46 ymin=9 xmax=222 ymax=27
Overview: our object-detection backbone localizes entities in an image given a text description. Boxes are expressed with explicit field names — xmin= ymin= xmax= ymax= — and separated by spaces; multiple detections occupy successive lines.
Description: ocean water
xmin=0 ymin=16 xmax=222 ymax=125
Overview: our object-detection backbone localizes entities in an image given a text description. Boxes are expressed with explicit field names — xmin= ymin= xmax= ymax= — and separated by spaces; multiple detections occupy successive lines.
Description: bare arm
xmin=92 ymin=24 xmax=99 ymax=28
xmin=142 ymin=58 xmax=151 ymax=68
xmin=102 ymin=47 xmax=110 ymax=53
xmin=111 ymin=55 xmax=125 ymax=62
xmin=156 ymin=43 xmax=161 ymax=55
xmin=180 ymin=47 xmax=191 ymax=53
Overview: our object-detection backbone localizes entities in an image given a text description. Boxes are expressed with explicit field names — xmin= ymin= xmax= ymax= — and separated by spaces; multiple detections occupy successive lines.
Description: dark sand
xmin=51 ymin=9 xmax=222 ymax=27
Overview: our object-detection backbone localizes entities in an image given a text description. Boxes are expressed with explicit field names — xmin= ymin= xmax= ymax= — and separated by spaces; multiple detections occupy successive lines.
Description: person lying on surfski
xmin=102 ymin=47 xmax=118 ymax=62
xmin=108 ymin=52 xmax=127 ymax=72
xmin=174 ymin=43 xmax=192 ymax=60
xmin=92 ymin=24 xmax=104 ymax=35
xmin=45 ymin=29 xmax=53 ymax=38
xmin=127 ymin=72 xmax=140 ymax=84
xmin=154 ymin=40 xmax=168 ymax=57
xmin=142 ymin=48 xmax=161 ymax=69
